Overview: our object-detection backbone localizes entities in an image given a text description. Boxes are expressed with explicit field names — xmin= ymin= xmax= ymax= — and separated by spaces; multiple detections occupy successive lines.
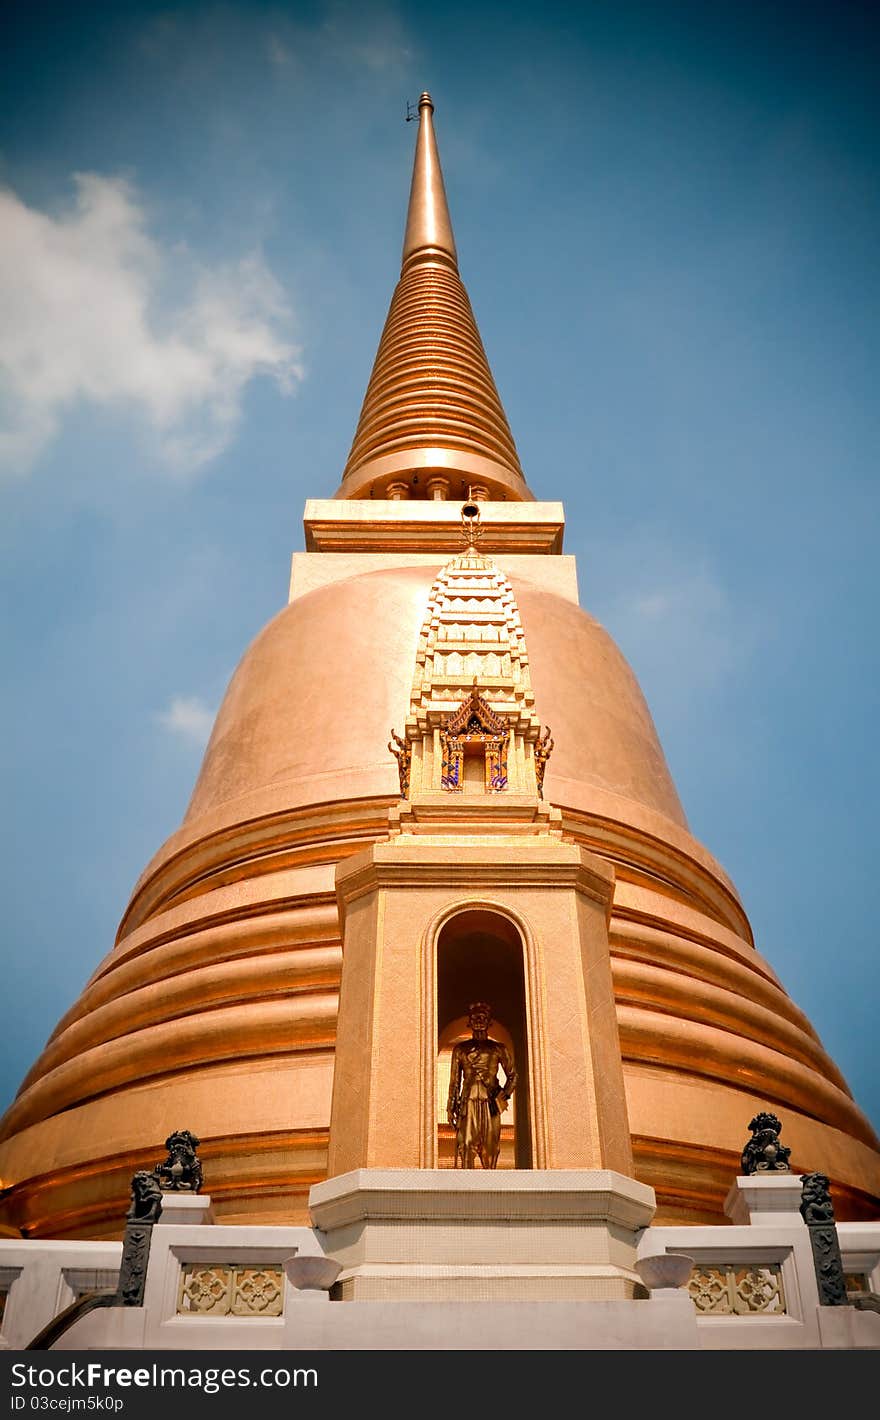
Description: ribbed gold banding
xmin=6 ymin=935 xmax=868 ymax=1152
xmin=19 ymin=946 xmax=342 ymax=1090
xmin=557 ymin=807 xmax=752 ymax=941
xmin=114 ymin=803 xmax=744 ymax=955
xmin=617 ymin=1006 xmax=877 ymax=1145
xmin=5 ymin=1125 xmax=329 ymax=1238
xmin=54 ymin=903 xmax=340 ymax=1035
xmin=631 ymin=1137 xmax=754 ymax=1226
xmin=630 ymin=1111 xmax=880 ymax=1226
xmin=610 ymin=957 xmax=849 ymax=1091
xmin=0 ymin=996 xmax=339 ymax=1141
xmin=610 ymin=920 xmax=816 ymax=1037
xmin=339 ymin=262 xmax=527 ymax=498
xmin=10 ymin=1130 xmax=329 ymax=1243
xmin=120 ymin=799 xmax=389 ymax=939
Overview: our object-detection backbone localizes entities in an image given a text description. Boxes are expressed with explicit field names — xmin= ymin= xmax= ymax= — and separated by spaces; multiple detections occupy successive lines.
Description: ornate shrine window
xmin=440 ymin=685 xmax=509 ymax=792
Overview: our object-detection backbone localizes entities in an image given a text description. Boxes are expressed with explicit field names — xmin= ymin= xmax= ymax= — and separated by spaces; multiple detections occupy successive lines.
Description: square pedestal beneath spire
xmin=309 ymin=1168 xmax=656 ymax=1302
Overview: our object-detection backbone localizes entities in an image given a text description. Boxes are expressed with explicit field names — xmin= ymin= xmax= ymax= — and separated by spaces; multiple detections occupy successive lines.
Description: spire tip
xmin=402 ymin=89 xmax=456 ymax=271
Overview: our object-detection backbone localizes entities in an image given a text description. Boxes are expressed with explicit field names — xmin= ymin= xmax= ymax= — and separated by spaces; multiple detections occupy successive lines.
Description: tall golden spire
xmin=401 ymin=91 xmax=457 ymax=270
xmin=335 ymin=92 xmax=531 ymax=502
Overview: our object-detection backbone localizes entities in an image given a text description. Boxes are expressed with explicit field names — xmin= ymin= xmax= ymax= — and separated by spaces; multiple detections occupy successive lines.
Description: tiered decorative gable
xmin=391 ymin=543 xmax=549 ymax=797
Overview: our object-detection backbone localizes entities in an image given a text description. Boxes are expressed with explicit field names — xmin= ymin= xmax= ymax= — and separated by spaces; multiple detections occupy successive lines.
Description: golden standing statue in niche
xmin=446 ymin=1002 xmax=517 ymax=1169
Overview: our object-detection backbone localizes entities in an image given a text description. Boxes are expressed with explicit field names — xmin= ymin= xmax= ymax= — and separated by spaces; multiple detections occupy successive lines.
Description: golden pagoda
xmin=2 ymin=92 xmax=878 ymax=1245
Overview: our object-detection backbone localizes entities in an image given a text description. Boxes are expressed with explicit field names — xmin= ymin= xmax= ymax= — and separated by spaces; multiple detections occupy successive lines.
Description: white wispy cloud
xmin=0 ymin=173 xmax=303 ymax=476
xmin=156 ymin=695 xmax=216 ymax=747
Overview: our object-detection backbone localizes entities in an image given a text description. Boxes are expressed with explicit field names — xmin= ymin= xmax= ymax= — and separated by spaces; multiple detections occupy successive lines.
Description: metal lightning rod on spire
xmin=401 ymin=91 xmax=458 ymax=271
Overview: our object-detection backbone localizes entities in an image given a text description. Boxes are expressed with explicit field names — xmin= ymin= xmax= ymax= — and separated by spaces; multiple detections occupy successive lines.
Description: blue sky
xmin=2 ymin=0 xmax=878 ymax=1138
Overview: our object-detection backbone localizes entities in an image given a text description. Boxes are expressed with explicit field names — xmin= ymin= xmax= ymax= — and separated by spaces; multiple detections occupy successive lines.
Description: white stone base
xmin=308 ymin=1169 xmax=656 ymax=1301
xmin=1 ymin=1176 xmax=877 ymax=1350
xmin=724 ymin=1174 xmax=804 ymax=1226
xmin=157 ymin=1193 xmax=215 ymax=1227
xmin=57 ymin=1292 xmax=701 ymax=1351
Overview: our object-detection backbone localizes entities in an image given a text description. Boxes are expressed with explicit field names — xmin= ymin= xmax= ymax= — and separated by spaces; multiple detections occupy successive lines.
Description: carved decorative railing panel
xmin=688 ymin=1264 xmax=786 ymax=1316
xmin=178 ymin=1264 xmax=284 ymax=1317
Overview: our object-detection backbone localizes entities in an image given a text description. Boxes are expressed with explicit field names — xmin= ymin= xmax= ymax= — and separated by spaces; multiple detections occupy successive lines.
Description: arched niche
xmin=435 ymin=908 xmax=532 ymax=1168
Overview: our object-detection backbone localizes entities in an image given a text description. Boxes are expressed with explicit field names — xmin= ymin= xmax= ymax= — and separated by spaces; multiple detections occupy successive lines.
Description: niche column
xmin=310 ymin=822 xmax=656 ymax=1302
xmin=324 ymin=831 xmax=633 ymax=1177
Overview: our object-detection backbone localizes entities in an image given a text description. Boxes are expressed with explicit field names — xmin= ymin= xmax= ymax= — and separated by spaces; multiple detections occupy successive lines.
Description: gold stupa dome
xmin=184 ymin=571 xmax=688 ymax=833
xmin=1 ymin=95 xmax=877 ymax=1239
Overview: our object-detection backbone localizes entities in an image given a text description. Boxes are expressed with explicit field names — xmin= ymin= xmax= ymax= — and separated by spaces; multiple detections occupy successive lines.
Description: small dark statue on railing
xmin=25 ymin=1168 xmax=163 ymax=1345
xmin=25 ymin=1149 xmax=195 ymax=1347
xmin=155 ymin=1129 xmax=203 ymax=1192
xmin=740 ymin=1112 xmax=791 ymax=1174
xmin=799 ymin=1172 xmax=849 ymax=1306
xmin=127 ymin=1169 xmax=164 ymax=1223
xmin=117 ymin=1171 xmax=164 ymax=1307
